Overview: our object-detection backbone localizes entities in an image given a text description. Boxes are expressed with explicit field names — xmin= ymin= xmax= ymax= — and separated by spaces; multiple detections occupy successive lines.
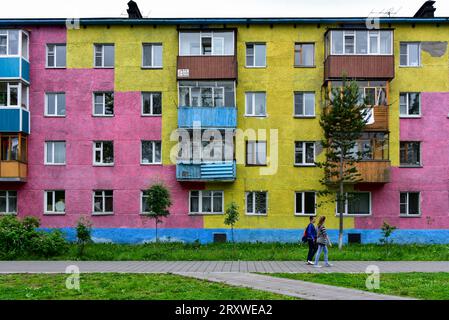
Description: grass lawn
xmin=3 ymin=242 xmax=449 ymax=261
xmin=0 ymin=273 xmax=295 ymax=300
xmin=271 ymin=273 xmax=449 ymax=300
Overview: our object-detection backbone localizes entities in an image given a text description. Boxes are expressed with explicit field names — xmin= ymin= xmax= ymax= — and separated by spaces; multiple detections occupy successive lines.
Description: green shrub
xmin=0 ymin=215 xmax=67 ymax=259
xmin=76 ymin=217 xmax=93 ymax=258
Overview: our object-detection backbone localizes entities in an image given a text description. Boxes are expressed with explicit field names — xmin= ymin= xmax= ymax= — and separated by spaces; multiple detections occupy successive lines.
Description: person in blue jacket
xmin=305 ymin=216 xmax=317 ymax=265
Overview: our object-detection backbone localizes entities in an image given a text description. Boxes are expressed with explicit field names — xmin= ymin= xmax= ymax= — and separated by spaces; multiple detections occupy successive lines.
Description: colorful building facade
xmin=1 ymin=3 xmax=449 ymax=244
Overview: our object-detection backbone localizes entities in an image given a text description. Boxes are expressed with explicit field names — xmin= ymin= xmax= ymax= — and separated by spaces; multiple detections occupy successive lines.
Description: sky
xmin=1 ymin=0 xmax=449 ymax=19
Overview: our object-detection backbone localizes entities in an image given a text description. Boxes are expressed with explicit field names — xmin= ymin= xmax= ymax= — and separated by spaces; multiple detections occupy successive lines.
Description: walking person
xmin=304 ymin=216 xmax=317 ymax=265
xmin=314 ymin=216 xmax=333 ymax=268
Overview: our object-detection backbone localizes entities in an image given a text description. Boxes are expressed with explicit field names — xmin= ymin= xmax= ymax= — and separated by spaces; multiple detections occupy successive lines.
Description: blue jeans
xmin=314 ymin=244 xmax=329 ymax=265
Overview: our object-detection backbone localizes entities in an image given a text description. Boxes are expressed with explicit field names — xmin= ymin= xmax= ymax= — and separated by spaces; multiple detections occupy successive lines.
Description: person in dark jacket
xmin=305 ymin=216 xmax=317 ymax=265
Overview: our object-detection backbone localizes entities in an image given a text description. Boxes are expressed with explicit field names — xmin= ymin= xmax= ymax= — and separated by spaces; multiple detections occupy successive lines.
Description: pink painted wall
xmin=4 ymin=26 xmax=204 ymax=229
xmin=356 ymin=93 xmax=449 ymax=229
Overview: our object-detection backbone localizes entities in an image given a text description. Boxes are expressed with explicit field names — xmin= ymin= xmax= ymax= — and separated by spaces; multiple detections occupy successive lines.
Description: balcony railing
xmin=366 ymin=105 xmax=389 ymax=131
xmin=178 ymin=106 xmax=237 ymax=129
xmin=0 ymin=108 xmax=30 ymax=134
xmin=0 ymin=161 xmax=27 ymax=182
xmin=177 ymin=56 xmax=238 ymax=80
xmin=0 ymin=57 xmax=30 ymax=82
xmin=356 ymin=160 xmax=391 ymax=183
xmin=176 ymin=161 xmax=236 ymax=182
xmin=324 ymin=55 xmax=394 ymax=80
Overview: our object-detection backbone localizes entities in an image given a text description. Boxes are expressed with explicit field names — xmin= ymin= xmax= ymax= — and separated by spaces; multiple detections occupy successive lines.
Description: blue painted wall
xmin=178 ymin=106 xmax=237 ymax=128
xmin=42 ymin=228 xmax=449 ymax=245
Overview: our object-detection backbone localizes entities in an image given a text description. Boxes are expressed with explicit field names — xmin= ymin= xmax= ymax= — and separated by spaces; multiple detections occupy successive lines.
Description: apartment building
xmin=0 ymin=1 xmax=448 ymax=243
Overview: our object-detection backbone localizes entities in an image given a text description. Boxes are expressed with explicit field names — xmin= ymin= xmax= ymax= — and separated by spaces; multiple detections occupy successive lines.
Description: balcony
xmin=324 ymin=55 xmax=395 ymax=81
xmin=176 ymin=161 xmax=236 ymax=182
xmin=366 ymin=105 xmax=389 ymax=131
xmin=356 ymin=161 xmax=391 ymax=183
xmin=178 ymin=106 xmax=237 ymax=129
xmin=0 ymin=57 xmax=30 ymax=82
xmin=0 ymin=161 xmax=27 ymax=182
xmin=177 ymin=56 xmax=238 ymax=80
xmin=0 ymin=108 xmax=30 ymax=134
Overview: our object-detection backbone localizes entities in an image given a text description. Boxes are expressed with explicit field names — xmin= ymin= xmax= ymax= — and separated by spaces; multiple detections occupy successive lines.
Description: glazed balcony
xmin=176 ymin=161 xmax=236 ymax=182
xmin=0 ymin=30 xmax=30 ymax=82
xmin=178 ymin=106 xmax=237 ymax=129
xmin=0 ymin=134 xmax=27 ymax=182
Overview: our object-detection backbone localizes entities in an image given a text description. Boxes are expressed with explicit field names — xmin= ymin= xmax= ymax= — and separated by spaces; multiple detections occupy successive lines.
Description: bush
xmin=76 ymin=217 xmax=93 ymax=258
xmin=0 ymin=215 xmax=67 ymax=259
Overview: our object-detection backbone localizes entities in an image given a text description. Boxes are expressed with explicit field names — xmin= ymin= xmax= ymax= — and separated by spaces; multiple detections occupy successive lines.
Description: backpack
xmin=301 ymin=226 xmax=308 ymax=243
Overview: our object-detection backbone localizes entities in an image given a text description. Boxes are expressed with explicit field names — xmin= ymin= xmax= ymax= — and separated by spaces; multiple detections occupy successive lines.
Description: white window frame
xmin=178 ymin=31 xmax=235 ymax=56
xmin=246 ymin=43 xmax=267 ymax=68
xmin=92 ymin=190 xmax=114 ymax=215
xmin=141 ymin=140 xmax=162 ymax=165
xmin=294 ymin=92 xmax=315 ymax=117
xmin=399 ymin=93 xmax=421 ymax=118
xmin=245 ymin=191 xmax=268 ymax=216
xmin=44 ymin=190 xmax=66 ymax=215
xmin=44 ymin=141 xmax=66 ymax=165
xmin=329 ymin=30 xmax=393 ymax=56
xmin=94 ymin=44 xmax=114 ymax=68
xmin=0 ymin=191 xmax=17 ymax=215
xmin=400 ymin=42 xmax=421 ymax=67
xmin=245 ymin=92 xmax=266 ymax=117
xmin=294 ymin=192 xmax=317 ymax=216
xmin=400 ymin=192 xmax=421 ymax=217
xmin=45 ymin=92 xmax=66 ymax=117
xmin=141 ymin=92 xmax=162 ymax=116
xmin=335 ymin=192 xmax=372 ymax=216
xmin=140 ymin=190 xmax=150 ymax=214
xmin=179 ymin=84 xmax=227 ymax=107
xmin=0 ymin=82 xmax=28 ymax=110
xmin=0 ymin=30 xmax=29 ymax=58
xmin=246 ymin=141 xmax=267 ymax=166
xmin=189 ymin=190 xmax=224 ymax=215
xmin=142 ymin=43 xmax=163 ymax=68
xmin=93 ymin=141 xmax=114 ymax=166
xmin=92 ymin=92 xmax=114 ymax=116
xmin=46 ymin=44 xmax=66 ymax=68
xmin=294 ymin=141 xmax=316 ymax=166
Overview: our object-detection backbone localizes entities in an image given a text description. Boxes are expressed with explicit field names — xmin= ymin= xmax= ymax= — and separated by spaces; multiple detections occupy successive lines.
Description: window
xmin=93 ymin=92 xmax=114 ymax=116
xmin=0 ymin=191 xmax=17 ymax=214
xmin=44 ymin=191 xmax=65 ymax=214
xmin=141 ymin=141 xmax=162 ymax=164
xmin=189 ymin=191 xmax=224 ymax=214
xmin=400 ymin=43 xmax=421 ymax=67
xmin=142 ymin=43 xmax=163 ymax=68
xmin=294 ymin=92 xmax=315 ymax=117
xmin=93 ymin=141 xmax=114 ymax=166
xmin=350 ymin=132 xmax=389 ymax=161
xmin=400 ymin=93 xmax=421 ymax=117
xmin=45 ymin=93 xmax=66 ymax=116
xmin=179 ymin=31 xmax=234 ymax=56
xmin=142 ymin=92 xmax=162 ymax=115
xmin=400 ymin=192 xmax=421 ymax=216
xmin=294 ymin=43 xmax=314 ymax=67
xmin=337 ymin=192 xmax=371 ymax=215
xmin=179 ymin=81 xmax=235 ymax=107
xmin=245 ymin=92 xmax=266 ymax=116
xmin=46 ymin=44 xmax=66 ymax=68
xmin=295 ymin=142 xmax=315 ymax=165
xmin=246 ymin=43 xmax=266 ymax=67
xmin=246 ymin=191 xmax=267 ymax=215
xmin=295 ymin=192 xmax=316 ymax=216
xmin=0 ymin=30 xmax=19 ymax=56
xmin=329 ymin=30 xmax=392 ymax=55
xmin=246 ymin=141 xmax=267 ymax=166
xmin=1 ymin=135 xmax=26 ymax=162
xmin=400 ymin=142 xmax=421 ymax=167
xmin=45 ymin=141 xmax=66 ymax=165
xmin=0 ymin=82 xmax=28 ymax=109
xmin=94 ymin=44 xmax=114 ymax=68
xmin=93 ymin=190 xmax=113 ymax=214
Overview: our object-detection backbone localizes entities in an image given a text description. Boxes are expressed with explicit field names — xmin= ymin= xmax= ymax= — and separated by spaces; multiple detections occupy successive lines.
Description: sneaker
xmin=325 ymin=263 xmax=333 ymax=267
xmin=307 ymin=261 xmax=314 ymax=265
xmin=313 ymin=265 xmax=322 ymax=268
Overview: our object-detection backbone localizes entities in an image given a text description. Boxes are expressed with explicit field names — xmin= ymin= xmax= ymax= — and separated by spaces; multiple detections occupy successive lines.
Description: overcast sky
xmin=1 ymin=0 xmax=448 ymax=19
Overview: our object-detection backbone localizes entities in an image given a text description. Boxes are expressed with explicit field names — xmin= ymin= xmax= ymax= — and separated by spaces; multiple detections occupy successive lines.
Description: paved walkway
xmin=177 ymin=272 xmax=414 ymax=300
xmin=0 ymin=261 xmax=448 ymax=274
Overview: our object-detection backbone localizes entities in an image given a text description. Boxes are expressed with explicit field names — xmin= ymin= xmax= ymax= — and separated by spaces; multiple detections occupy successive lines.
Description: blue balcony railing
xmin=0 ymin=57 xmax=30 ymax=82
xmin=0 ymin=108 xmax=30 ymax=134
xmin=178 ymin=106 xmax=237 ymax=129
xmin=176 ymin=161 xmax=236 ymax=182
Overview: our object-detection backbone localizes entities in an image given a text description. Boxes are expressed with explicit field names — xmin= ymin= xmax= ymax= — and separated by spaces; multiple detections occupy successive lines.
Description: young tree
xmin=316 ymin=80 xmax=369 ymax=250
xmin=76 ymin=216 xmax=92 ymax=258
xmin=142 ymin=183 xmax=172 ymax=243
xmin=224 ymin=202 xmax=240 ymax=243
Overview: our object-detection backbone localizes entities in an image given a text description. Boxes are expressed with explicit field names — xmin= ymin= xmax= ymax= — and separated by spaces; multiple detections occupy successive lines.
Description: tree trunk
xmin=338 ymin=152 xmax=344 ymax=250
xmin=155 ymin=219 xmax=159 ymax=243
xmin=231 ymin=226 xmax=234 ymax=243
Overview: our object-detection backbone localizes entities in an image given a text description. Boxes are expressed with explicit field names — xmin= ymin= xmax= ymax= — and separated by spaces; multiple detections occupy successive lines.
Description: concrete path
xmin=0 ymin=261 xmax=448 ymax=274
xmin=176 ymin=272 xmax=414 ymax=300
